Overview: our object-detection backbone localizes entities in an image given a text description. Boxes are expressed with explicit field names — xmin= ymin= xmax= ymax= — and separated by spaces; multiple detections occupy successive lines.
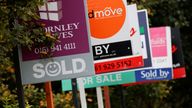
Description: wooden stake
xmin=104 ymin=86 xmax=111 ymax=108
xmin=45 ymin=82 xmax=54 ymax=108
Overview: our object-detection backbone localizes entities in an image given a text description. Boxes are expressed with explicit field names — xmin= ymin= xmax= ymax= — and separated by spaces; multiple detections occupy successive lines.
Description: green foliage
xmin=125 ymin=82 xmax=171 ymax=108
xmin=23 ymin=85 xmax=46 ymax=108
xmin=0 ymin=0 xmax=69 ymax=107
xmin=54 ymin=92 xmax=74 ymax=108
xmin=0 ymin=0 xmax=57 ymax=72
xmin=0 ymin=83 xmax=74 ymax=108
xmin=0 ymin=83 xmax=18 ymax=108
xmin=129 ymin=0 xmax=191 ymax=27
xmin=109 ymin=82 xmax=171 ymax=108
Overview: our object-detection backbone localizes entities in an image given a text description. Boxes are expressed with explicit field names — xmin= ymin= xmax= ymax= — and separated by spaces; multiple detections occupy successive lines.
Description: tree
xmin=0 ymin=0 xmax=64 ymax=107
xmin=116 ymin=0 xmax=192 ymax=108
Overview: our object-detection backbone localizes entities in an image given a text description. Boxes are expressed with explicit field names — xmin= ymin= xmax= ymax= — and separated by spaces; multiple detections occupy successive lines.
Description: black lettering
xmin=88 ymin=10 xmax=95 ymax=18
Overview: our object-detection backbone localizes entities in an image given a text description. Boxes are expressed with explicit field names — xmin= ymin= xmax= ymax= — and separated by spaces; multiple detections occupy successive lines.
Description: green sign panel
xmin=62 ymin=71 xmax=135 ymax=91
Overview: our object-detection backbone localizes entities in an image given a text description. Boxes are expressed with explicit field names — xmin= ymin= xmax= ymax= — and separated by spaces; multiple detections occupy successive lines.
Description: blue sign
xmin=135 ymin=68 xmax=172 ymax=81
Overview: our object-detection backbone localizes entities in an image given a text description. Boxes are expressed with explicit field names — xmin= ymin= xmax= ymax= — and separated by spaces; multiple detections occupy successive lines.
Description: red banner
xmin=95 ymin=56 xmax=143 ymax=74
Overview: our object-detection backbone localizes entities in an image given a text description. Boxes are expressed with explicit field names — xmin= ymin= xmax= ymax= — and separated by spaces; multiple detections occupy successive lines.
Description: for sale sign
xmin=61 ymin=9 xmax=153 ymax=91
xmin=171 ymin=28 xmax=186 ymax=79
xmin=138 ymin=10 xmax=152 ymax=67
xmin=88 ymin=2 xmax=143 ymax=74
xmin=62 ymin=71 xmax=135 ymax=91
xmin=123 ymin=27 xmax=186 ymax=86
xmin=134 ymin=27 xmax=173 ymax=82
xmin=150 ymin=27 xmax=172 ymax=68
xmin=18 ymin=0 xmax=95 ymax=84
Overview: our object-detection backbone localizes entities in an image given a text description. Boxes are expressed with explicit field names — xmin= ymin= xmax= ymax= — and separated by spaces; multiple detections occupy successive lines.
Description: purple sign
xmin=19 ymin=0 xmax=95 ymax=84
xmin=22 ymin=0 xmax=90 ymax=61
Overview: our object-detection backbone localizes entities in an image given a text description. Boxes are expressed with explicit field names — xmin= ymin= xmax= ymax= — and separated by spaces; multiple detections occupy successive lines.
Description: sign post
xmin=72 ymin=79 xmax=80 ymax=108
xmin=78 ymin=79 xmax=87 ymax=108
xmin=14 ymin=48 xmax=25 ymax=108
xmin=45 ymin=82 xmax=54 ymax=108
xmin=119 ymin=86 xmax=126 ymax=108
xmin=104 ymin=86 xmax=111 ymax=108
xmin=96 ymin=87 xmax=104 ymax=108
xmin=8 ymin=0 xmax=25 ymax=107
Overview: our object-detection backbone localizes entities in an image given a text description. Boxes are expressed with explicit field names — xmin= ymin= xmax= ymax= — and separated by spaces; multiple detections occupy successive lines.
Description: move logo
xmin=87 ymin=0 xmax=126 ymax=39
xmin=135 ymin=68 xmax=172 ymax=81
xmin=88 ymin=7 xmax=123 ymax=19
xmin=38 ymin=0 xmax=62 ymax=21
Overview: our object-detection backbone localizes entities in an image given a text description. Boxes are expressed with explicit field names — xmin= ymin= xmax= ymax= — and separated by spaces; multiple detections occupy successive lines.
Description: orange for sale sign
xmin=87 ymin=1 xmax=144 ymax=74
xmin=88 ymin=0 xmax=126 ymax=39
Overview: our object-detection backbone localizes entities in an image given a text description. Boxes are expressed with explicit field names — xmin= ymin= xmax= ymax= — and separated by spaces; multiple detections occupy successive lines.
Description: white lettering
xmin=73 ymin=22 xmax=80 ymax=29
xmin=151 ymin=38 xmax=166 ymax=46
xmin=44 ymin=22 xmax=80 ymax=33
xmin=94 ymin=7 xmax=123 ymax=18
xmin=83 ymin=77 xmax=93 ymax=85
xmin=95 ymin=46 xmax=103 ymax=55
xmin=103 ymin=75 xmax=110 ymax=82
xmin=32 ymin=58 xmax=86 ymax=78
xmin=33 ymin=63 xmax=45 ymax=78
xmin=103 ymin=44 xmax=109 ymax=54
xmin=72 ymin=58 xmax=86 ymax=73
xmin=61 ymin=60 xmax=73 ymax=75
xmin=96 ymin=76 xmax=102 ymax=83
xmin=159 ymin=69 xmax=169 ymax=77
xmin=109 ymin=75 xmax=116 ymax=82
xmin=95 ymin=44 xmax=110 ymax=55
xmin=116 ymin=74 xmax=122 ymax=81
xmin=141 ymin=70 xmax=157 ymax=78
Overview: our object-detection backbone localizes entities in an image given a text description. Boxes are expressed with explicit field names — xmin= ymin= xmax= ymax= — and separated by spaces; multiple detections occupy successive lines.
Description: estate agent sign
xmin=18 ymin=0 xmax=95 ymax=84
xmin=88 ymin=1 xmax=144 ymax=74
